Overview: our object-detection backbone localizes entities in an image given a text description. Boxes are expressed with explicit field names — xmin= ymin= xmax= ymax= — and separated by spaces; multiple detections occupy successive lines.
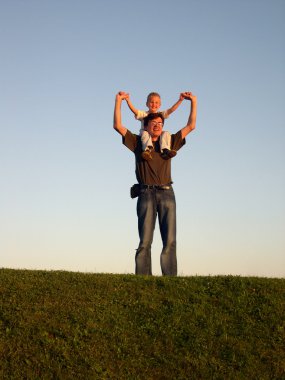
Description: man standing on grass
xmin=113 ymin=91 xmax=197 ymax=276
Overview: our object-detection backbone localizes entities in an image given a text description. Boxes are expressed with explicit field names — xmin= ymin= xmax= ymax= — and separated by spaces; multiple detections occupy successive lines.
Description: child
xmin=125 ymin=92 xmax=185 ymax=160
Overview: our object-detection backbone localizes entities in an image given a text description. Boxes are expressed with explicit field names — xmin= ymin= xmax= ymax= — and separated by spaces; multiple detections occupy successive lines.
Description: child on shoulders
xmin=124 ymin=92 xmax=185 ymax=160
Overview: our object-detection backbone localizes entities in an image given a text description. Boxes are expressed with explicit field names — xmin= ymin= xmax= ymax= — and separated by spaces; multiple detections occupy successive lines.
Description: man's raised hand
xmin=183 ymin=92 xmax=197 ymax=103
xmin=117 ymin=91 xmax=129 ymax=101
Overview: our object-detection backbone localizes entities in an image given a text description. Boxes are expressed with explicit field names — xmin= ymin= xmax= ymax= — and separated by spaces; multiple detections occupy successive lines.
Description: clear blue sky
xmin=1 ymin=0 xmax=284 ymax=277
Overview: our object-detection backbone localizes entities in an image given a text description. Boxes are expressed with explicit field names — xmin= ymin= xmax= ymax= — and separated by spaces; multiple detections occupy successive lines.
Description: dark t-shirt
xmin=123 ymin=130 xmax=186 ymax=185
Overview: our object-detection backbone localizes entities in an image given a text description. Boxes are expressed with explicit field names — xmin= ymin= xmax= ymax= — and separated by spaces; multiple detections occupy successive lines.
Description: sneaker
xmin=161 ymin=149 xmax=177 ymax=160
xmin=141 ymin=150 xmax=152 ymax=161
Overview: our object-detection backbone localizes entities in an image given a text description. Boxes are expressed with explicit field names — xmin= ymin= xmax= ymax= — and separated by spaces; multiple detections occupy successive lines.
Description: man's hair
xmin=143 ymin=112 xmax=165 ymax=127
xmin=146 ymin=92 xmax=161 ymax=102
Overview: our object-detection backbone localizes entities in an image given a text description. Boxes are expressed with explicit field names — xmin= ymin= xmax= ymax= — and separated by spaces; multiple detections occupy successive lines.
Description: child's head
xmin=146 ymin=92 xmax=161 ymax=113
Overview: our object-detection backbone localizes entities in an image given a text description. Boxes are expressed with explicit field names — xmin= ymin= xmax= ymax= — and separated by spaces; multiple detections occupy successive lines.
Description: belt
xmin=140 ymin=184 xmax=172 ymax=190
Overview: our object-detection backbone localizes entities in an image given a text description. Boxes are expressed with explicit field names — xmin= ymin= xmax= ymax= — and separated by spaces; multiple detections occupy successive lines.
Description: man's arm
xmin=180 ymin=92 xmax=197 ymax=139
xmin=164 ymin=93 xmax=185 ymax=117
xmin=113 ymin=92 xmax=128 ymax=137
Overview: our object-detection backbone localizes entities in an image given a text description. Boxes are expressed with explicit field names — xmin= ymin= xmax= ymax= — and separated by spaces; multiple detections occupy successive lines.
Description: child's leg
xmin=140 ymin=129 xmax=153 ymax=161
xmin=160 ymin=131 xmax=171 ymax=151
xmin=160 ymin=131 xmax=177 ymax=160
xmin=140 ymin=129 xmax=153 ymax=151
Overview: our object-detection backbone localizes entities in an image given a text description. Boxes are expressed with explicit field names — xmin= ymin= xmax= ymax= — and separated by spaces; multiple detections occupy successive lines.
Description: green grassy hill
xmin=0 ymin=269 xmax=284 ymax=379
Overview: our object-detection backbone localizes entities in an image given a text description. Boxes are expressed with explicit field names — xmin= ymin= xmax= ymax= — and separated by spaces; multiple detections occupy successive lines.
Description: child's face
xmin=146 ymin=96 xmax=161 ymax=113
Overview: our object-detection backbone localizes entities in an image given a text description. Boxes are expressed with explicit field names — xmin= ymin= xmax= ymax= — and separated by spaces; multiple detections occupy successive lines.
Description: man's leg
xmin=157 ymin=188 xmax=177 ymax=276
xmin=136 ymin=189 xmax=157 ymax=275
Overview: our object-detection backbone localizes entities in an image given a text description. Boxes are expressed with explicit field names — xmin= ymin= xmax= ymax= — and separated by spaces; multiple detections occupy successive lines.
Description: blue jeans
xmin=136 ymin=187 xmax=177 ymax=276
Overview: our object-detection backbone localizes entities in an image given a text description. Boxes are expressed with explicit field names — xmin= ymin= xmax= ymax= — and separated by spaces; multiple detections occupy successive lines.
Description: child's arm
xmin=122 ymin=92 xmax=138 ymax=117
xmin=164 ymin=93 xmax=185 ymax=117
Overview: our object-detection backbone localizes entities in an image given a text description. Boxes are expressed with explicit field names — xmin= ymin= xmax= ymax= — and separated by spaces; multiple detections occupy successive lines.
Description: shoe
xmin=161 ymin=149 xmax=177 ymax=160
xmin=141 ymin=150 xmax=152 ymax=161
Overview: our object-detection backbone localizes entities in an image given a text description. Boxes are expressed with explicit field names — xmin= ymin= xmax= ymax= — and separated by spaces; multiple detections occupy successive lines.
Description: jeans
xmin=136 ymin=187 xmax=177 ymax=276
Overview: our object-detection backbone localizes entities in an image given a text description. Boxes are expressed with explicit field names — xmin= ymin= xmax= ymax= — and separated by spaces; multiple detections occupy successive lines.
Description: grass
xmin=0 ymin=269 xmax=284 ymax=379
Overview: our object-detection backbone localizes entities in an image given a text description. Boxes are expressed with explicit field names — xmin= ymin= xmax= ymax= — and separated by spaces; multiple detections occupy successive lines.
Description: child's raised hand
xmin=183 ymin=92 xmax=196 ymax=102
xmin=117 ymin=91 xmax=129 ymax=100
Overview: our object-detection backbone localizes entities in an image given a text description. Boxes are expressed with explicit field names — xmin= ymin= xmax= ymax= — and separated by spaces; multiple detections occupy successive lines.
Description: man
xmin=113 ymin=91 xmax=197 ymax=276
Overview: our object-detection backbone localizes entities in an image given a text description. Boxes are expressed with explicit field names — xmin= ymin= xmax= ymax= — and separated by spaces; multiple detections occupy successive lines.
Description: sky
xmin=1 ymin=0 xmax=284 ymax=277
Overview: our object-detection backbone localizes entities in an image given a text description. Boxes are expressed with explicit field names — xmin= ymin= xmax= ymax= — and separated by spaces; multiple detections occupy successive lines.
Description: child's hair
xmin=143 ymin=112 xmax=165 ymax=127
xmin=146 ymin=92 xmax=161 ymax=102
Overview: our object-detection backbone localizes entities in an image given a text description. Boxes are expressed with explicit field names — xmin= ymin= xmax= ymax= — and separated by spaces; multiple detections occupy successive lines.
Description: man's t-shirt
xmin=123 ymin=129 xmax=186 ymax=185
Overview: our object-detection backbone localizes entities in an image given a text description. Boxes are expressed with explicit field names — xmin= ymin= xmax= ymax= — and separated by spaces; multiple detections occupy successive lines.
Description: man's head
xmin=146 ymin=92 xmax=161 ymax=113
xmin=143 ymin=112 xmax=165 ymax=141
